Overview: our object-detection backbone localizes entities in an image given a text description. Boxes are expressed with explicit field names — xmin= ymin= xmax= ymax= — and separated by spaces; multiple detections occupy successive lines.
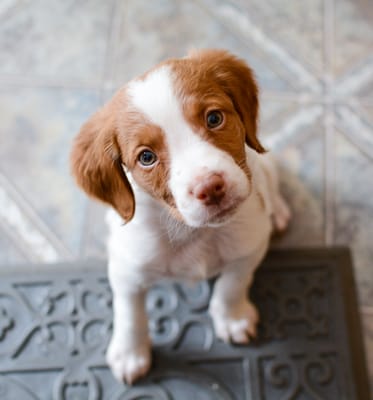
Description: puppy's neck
xmin=160 ymin=208 xmax=202 ymax=246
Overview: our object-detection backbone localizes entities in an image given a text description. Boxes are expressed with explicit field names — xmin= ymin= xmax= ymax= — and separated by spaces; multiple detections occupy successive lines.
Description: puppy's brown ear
xmin=70 ymin=96 xmax=135 ymax=222
xmin=191 ymin=49 xmax=265 ymax=153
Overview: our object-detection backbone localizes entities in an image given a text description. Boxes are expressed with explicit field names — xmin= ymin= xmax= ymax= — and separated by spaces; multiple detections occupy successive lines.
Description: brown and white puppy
xmin=70 ymin=49 xmax=291 ymax=384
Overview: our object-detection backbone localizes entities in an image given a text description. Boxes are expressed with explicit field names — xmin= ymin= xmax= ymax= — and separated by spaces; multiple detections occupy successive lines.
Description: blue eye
xmin=138 ymin=150 xmax=157 ymax=166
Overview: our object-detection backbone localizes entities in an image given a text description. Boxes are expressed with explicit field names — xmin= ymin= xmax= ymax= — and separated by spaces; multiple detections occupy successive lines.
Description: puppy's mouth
xmin=205 ymin=202 xmax=241 ymax=226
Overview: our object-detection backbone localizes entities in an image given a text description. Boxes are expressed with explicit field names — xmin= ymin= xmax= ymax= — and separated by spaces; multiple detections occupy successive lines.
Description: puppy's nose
xmin=192 ymin=174 xmax=226 ymax=205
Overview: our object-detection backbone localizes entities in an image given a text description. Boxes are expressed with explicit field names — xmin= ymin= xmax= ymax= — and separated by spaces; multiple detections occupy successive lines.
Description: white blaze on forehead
xmin=126 ymin=65 xmax=212 ymax=156
xmin=127 ymin=66 xmax=186 ymax=146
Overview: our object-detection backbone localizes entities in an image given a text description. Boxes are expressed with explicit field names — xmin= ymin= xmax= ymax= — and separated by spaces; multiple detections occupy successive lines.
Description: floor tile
xmin=259 ymin=98 xmax=300 ymax=134
xmin=0 ymin=87 xmax=101 ymax=259
xmin=335 ymin=105 xmax=373 ymax=160
xmin=229 ymin=0 xmax=325 ymax=74
xmin=335 ymin=132 xmax=373 ymax=306
xmin=335 ymin=0 xmax=373 ymax=77
xmin=111 ymin=0 xmax=292 ymax=91
xmin=0 ymin=227 xmax=28 ymax=264
xmin=81 ymin=201 xmax=108 ymax=260
xmin=0 ymin=0 xmax=114 ymax=82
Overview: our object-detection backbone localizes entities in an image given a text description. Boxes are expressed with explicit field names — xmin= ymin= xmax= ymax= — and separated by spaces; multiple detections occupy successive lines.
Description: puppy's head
xmin=70 ymin=50 xmax=264 ymax=227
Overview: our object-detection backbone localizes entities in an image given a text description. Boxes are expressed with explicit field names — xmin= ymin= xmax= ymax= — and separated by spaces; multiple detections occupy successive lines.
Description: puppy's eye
xmin=206 ymin=110 xmax=224 ymax=129
xmin=138 ymin=150 xmax=157 ymax=167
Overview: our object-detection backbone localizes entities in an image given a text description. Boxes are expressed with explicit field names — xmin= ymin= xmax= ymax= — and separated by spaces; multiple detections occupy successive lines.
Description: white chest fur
xmin=106 ymin=185 xmax=272 ymax=287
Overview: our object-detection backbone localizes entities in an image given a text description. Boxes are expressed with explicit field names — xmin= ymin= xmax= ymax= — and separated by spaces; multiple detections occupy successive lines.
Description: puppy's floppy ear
xmin=70 ymin=94 xmax=135 ymax=222
xmin=191 ymin=49 xmax=265 ymax=153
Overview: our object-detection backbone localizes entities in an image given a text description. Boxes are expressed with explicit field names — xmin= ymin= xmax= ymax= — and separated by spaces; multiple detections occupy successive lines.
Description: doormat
xmin=0 ymin=248 xmax=369 ymax=399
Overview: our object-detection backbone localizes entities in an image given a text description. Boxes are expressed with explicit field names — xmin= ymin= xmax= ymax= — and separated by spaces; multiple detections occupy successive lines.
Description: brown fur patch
xmin=70 ymin=90 xmax=135 ymax=221
xmin=169 ymin=49 xmax=265 ymax=174
xmin=116 ymin=109 xmax=174 ymax=208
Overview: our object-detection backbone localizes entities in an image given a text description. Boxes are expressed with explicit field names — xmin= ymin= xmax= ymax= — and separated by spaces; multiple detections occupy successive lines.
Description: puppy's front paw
xmin=209 ymin=300 xmax=259 ymax=344
xmin=106 ymin=338 xmax=151 ymax=384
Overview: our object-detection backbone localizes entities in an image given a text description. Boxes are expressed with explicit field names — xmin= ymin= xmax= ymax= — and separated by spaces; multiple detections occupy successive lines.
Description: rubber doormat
xmin=0 ymin=248 xmax=370 ymax=399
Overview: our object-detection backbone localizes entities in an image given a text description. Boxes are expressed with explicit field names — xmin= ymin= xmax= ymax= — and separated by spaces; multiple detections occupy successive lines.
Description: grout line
xmin=261 ymin=90 xmax=373 ymax=107
xmin=0 ymin=75 xmax=103 ymax=91
xmin=323 ymin=0 xmax=336 ymax=246
xmin=337 ymin=104 xmax=373 ymax=138
xmin=0 ymin=183 xmax=60 ymax=262
xmin=335 ymin=109 xmax=373 ymax=164
xmin=346 ymin=96 xmax=373 ymax=107
xmin=336 ymin=57 xmax=373 ymax=96
xmin=78 ymin=199 xmax=94 ymax=259
xmin=99 ymin=0 xmax=125 ymax=103
xmin=0 ymin=222 xmax=39 ymax=263
xmin=324 ymin=108 xmax=336 ymax=246
xmin=263 ymin=105 xmax=323 ymax=150
xmin=101 ymin=0 xmax=121 ymax=87
xmin=323 ymin=0 xmax=336 ymax=80
xmin=0 ymin=171 xmax=74 ymax=261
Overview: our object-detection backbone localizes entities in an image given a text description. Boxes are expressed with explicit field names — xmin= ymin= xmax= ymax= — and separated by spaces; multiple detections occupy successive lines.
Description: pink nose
xmin=191 ymin=174 xmax=226 ymax=205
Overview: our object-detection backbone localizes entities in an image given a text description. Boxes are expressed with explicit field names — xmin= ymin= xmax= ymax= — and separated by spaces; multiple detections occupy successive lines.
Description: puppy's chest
xmin=165 ymin=235 xmax=222 ymax=282
xmin=163 ymin=226 xmax=253 ymax=282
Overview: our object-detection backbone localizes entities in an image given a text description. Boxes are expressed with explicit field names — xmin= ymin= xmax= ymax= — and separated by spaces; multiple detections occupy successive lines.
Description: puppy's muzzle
xmin=190 ymin=173 xmax=226 ymax=206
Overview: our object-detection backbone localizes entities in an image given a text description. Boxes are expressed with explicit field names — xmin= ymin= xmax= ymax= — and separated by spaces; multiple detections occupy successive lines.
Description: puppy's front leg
xmin=209 ymin=252 xmax=265 ymax=344
xmin=106 ymin=278 xmax=151 ymax=384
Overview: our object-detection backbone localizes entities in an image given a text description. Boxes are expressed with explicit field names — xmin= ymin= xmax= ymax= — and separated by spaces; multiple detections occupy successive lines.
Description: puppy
xmin=70 ymin=49 xmax=290 ymax=384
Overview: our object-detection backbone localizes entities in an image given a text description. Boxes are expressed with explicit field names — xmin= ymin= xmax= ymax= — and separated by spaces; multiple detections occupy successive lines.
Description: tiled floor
xmin=0 ymin=0 xmax=372 ymax=395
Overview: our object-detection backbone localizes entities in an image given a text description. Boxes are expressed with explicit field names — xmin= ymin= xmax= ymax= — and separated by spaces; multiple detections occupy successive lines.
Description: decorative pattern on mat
xmin=0 ymin=248 xmax=369 ymax=399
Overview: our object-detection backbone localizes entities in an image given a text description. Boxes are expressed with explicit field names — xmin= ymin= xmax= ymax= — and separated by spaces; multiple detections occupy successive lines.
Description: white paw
xmin=209 ymin=300 xmax=259 ymax=344
xmin=106 ymin=338 xmax=151 ymax=384
xmin=272 ymin=195 xmax=291 ymax=233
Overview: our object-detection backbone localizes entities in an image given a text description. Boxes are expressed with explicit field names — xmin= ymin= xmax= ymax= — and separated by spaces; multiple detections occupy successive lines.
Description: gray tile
xmin=335 ymin=105 xmax=373 ymax=160
xmin=0 ymin=0 xmax=114 ymax=82
xmin=81 ymin=201 xmax=108 ymax=260
xmin=0 ymin=0 xmax=18 ymax=17
xmin=0 ymin=87 xmax=101 ymax=259
xmin=360 ymin=106 xmax=373 ymax=125
xmin=229 ymin=0 xmax=325 ymax=74
xmin=335 ymin=0 xmax=373 ymax=77
xmin=0 ymin=227 xmax=28 ymax=264
xmin=259 ymin=98 xmax=300 ymax=134
xmin=111 ymin=0 xmax=292 ymax=91
xmin=335 ymin=132 xmax=373 ymax=306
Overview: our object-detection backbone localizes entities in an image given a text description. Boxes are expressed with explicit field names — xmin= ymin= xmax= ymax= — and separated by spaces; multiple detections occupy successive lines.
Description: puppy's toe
xmin=106 ymin=340 xmax=151 ymax=384
xmin=210 ymin=300 xmax=259 ymax=344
